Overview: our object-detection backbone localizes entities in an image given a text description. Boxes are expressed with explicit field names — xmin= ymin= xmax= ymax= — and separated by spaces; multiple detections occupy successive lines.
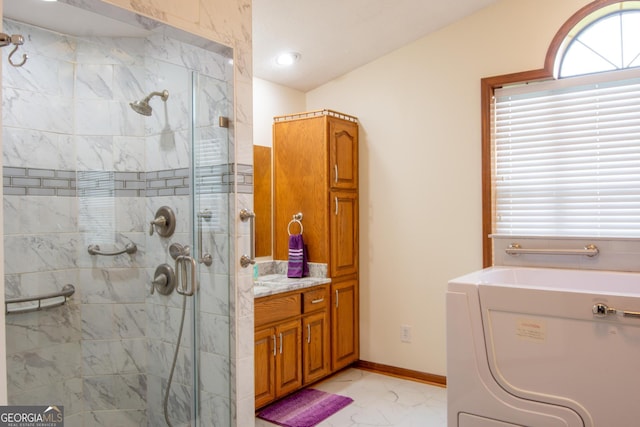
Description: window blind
xmin=493 ymin=69 xmax=640 ymax=237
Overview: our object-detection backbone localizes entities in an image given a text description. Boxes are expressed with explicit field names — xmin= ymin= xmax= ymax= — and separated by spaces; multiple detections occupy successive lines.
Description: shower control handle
xmin=149 ymin=206 xmax=176 ymax=237
xmin=151 ymin=264 xmax=175 ymax=296
xmin=149 ymin=216 xmax=166 ymax=235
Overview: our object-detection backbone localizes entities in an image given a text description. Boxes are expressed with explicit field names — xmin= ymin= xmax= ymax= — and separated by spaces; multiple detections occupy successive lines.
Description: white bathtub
xmin=447 ymin=266 xmax=640 ymax=427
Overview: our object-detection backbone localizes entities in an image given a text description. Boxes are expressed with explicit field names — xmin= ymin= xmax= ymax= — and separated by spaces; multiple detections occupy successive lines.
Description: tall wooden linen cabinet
xmin=273 ymin=109 xmax=359 ymax=372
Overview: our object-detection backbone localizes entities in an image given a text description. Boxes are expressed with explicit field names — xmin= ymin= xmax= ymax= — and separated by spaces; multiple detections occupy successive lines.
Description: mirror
xmin=254 ymin=145 xmax=272 ymax=257
xmin=252 ymin=83 xmax=305 ymax=258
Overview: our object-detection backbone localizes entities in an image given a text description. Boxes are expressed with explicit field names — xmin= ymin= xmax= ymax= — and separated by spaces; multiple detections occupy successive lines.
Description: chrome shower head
xmin=130 ymin=90 xmax=169 ymax=116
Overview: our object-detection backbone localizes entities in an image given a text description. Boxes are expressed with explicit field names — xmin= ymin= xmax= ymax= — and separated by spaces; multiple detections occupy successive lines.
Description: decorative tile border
xmin=3 ymin=167 xmax=77 ymax=197
xmin=3 ymin=165 xmax=253 ymax=197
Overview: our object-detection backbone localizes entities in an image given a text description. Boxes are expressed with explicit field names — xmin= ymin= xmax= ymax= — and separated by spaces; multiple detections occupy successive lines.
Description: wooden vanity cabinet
xmin=254 ymin=293 xmax=303 ymax=409
xmin=273 ymin=109 xmax=359 ymax=277
xmin=329 ymin=116 xmax=358 ymax=190
xmin=302 ymin=286 xmax=330 ymax=384
xmin=330 ymin=191 xmax=358 ymax=278
xmin=273 ymin=109 xmax=360 ymax=374
xmin=331 ymin=279 xmax=359 ymax=371
xmin=254 ymin=327 xmax=276 ymax=407
xmin=255 ymin=284 xmax=330 ymax=409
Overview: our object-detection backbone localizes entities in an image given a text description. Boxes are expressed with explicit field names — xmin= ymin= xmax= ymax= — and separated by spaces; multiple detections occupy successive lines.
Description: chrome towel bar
xmin=5 ymin=284 xmax=75 ymax=314
xmin=506 ymin=243 xmax=599 ymax=257
xmin=87 ymin=243 xmax=137 ymax=256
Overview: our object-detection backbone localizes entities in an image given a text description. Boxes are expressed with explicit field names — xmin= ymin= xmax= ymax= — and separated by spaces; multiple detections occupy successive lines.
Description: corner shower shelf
xmin=5 ymin=284 xmax=75 ymax=315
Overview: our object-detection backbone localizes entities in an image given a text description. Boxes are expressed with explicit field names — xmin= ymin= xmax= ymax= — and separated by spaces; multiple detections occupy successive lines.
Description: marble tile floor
xmin=255 ymin=367 xmax=447 ymax=427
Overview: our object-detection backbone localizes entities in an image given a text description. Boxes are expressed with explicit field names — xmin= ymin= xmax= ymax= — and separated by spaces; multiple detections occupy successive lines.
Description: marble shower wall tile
xmin=6 ymin=342 xmax=82 ymax=395
xmin=2 ymin=128 xmax=76 ymax=171
xmin=143 ymin=57 xmax=191 ymax=135
xmin=79 ymin=267 xmax=146 ymax=304
xmin=9 ymin=377 xmax=84 ymax=418
xmin=82 ymin=409 xmax=146 ymax=427
xmin=198 ymin=350 xmax=230 ymax=398
xmin=3 ymin=87 xmax=74 ymax=134
xmin=82 ymin=338 xmax=147 ymax=375
xmin=200 ymin=390 xmax=231 ymax=427
xmin=146 ymin=302 xmax=194 ymax=349
xmin=2 ymin=20 xmax=76 ymax=95
xmin=199 ymin=311 xmax=230 ymax=356
xmin=146 ymin=339 xmax=193 ymax=386
xmin=83 ymin=301 xmax=147 ymax=343
xmin=83 ymin=373 xmax=146 ymax=411
xmin=4 ymin=234 xmax=79 ymax=275
xmin=5 ymin=301 xmax=82 ymax=355
xmin=4 ymin=266 xmax=78 ymax=300
xmin=4 ymin=195 xmax=79 ymax=234
xmin=198 ymin=270 xmax=231 ymax=317
xmin=146 ymin=374 xmax=192 ymax=427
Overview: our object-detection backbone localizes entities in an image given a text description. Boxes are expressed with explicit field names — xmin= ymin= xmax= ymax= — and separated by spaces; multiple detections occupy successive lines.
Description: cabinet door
xmin=329 ymin=118 xmax=358 ymax=190
xmin=303 ymin=310 xmax=330 ymax=384
xmin=331 ymin=191 xmax=358 ymax=278
xmin=275 ymin=319 xmax=302 ymax=397
xmin=331 ymin=280 xmax=359 ymax=371
xmin=255 ymin=327 xmax=276 ymax=408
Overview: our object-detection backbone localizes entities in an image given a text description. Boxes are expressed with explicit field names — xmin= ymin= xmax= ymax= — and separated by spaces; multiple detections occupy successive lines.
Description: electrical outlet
xmin=401 ymin=324 xmax=412 ymax=343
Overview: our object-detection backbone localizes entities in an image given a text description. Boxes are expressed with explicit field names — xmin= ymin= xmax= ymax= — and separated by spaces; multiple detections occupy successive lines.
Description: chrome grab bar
xmin=5 ymin=284 xmax=75 ymax=314
xmin=593 ymin=303 xmax=640 ymax=319
xmin=175 ymin=255 xmax=197 ymax=296
xmin=87 ymin=243 xmax=137 ymax=256
xmin=506 ymin=243 xmax=599 ymax=257
xmin=239 ymin=209 xmax=256 ymax=268
xmin=197 ymin=209 xmax=213 ymax=266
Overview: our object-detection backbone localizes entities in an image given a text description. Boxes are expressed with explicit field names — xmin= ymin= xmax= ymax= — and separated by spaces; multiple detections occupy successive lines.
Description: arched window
xmin=481 ymin=1 xmax=640 ymax=266
xmin=557 ymin=6 xmax=640 ymax=77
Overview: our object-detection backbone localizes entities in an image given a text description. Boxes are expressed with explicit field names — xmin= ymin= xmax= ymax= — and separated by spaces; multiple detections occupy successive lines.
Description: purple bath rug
xmin=257 ymin=388 xmax=353 ymax=427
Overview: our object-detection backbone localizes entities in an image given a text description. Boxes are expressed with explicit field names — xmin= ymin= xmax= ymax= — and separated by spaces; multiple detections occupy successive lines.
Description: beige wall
xmin=253 ymin=78 xmax=305 ymax=147
xmin=256 ymin=0 xmax=592 ymax=377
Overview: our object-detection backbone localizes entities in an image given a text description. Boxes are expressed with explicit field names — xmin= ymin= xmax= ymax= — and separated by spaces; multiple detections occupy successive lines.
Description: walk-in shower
xmin=130 ymin=89 xmax=170 ymax=116
xmin=2 ymin=0 xmax=235 ymax=425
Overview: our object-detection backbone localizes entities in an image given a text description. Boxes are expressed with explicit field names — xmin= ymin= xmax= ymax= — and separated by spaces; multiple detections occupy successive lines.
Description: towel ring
xmin=287 ymin=219 xmax=303 ymax=236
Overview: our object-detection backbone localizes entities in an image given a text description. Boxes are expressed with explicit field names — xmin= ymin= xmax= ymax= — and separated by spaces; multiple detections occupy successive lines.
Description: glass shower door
xmin=191 ymin=70 xmax=232 ymax=426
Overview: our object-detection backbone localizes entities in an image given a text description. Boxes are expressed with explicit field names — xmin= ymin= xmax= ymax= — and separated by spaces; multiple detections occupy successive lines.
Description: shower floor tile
xmin=255 ymin=367 xmax=447 ymax=427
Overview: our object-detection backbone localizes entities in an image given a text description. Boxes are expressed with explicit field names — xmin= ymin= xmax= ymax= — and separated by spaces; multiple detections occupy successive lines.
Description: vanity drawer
xmin=303 ymin=286 xmax=328 ymax=313
xmin=255 ymin=293 xmax=301 ymax=327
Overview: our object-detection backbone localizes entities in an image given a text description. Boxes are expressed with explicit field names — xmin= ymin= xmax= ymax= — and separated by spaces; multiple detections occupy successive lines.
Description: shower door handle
xmin=175 ymin=255 xmax=197 ymax=296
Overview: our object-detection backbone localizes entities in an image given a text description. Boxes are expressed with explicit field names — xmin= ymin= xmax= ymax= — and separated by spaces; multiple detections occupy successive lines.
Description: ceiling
xmin=252 ymin=0 xmax=498 ymax=92
xmin=3 ymin=0 xmax=498 ymax=93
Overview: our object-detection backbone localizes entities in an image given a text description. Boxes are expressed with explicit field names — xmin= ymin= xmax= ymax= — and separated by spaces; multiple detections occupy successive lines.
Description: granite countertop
xmin=253 ymin=260 xmax=331 ymax=298
xmin=254 ymin=274 xmax=331 ymax=298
